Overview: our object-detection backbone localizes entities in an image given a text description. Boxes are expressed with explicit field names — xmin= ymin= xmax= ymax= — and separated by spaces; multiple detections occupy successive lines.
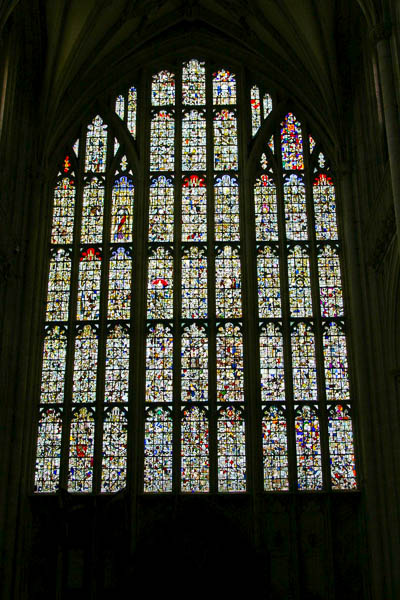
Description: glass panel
xmin=217 ymin=406 xmax=246 ymax=491
xmin=105 ymin=325 xmax=130 ymax=403
xmin=216 ymin=323 xmax=244 ymax=402
xmin=101 ymin=407 xmax=128 ymax=492
xmin=281 ymin=113 xmax=304 ymax=170
xmin=111 ymin=176 xmax=134 ymax=243
xmin=284 ymin=174 xmax=307 ymax=240
xmin=214 ymin=174 xmax=240 ymax=241
xmin=149 ymin=175 xmax=174 ymax=242
xmin=182 ymin=110 xmax=206 ymax=170
xmin=250 ymin=85 xmax=261 ymax=136
xmin=214 ymin=110 xmax=238 ymax=170
xmin=328 ymin=404 xmax=357 ymax=489
xmin=151 ymin=70 xmax=175 ymax=106
xmin=182 ymin=175 xmax=207 ymax=242
xmin=262 ymin=406 xmax=289 ymax=491
xmin=309 ymin=135 xmax=316 ymax=154
xmin=108 ymin=247 xmax=132 ymax=320
xmin=254 ymin=175 xmax=278 ymax=241
xmin=313 ymin=174 xmax=338 ymax=240
xmin=323 ymin=322 xmax=350 ymax=402
xmin=145 ymin=324 xmax=173 ymax=403
xmin=257 ymin=245 xmax=281 ymax=318
xmin=40 ymin=326 xmax=67 ymax=404
xmin=46 ymin=248 xmax=71 ymax=322
xmin=260 ymin=323 xmax=285 ymax=402
xmin=85 ymin=115 xmax=107 ymax=173
xmin=287 ymin=245 xmax=312 ymax=317
xmin=263 ymin=93 xmax=273 ymax=119
xmin=318 ymin=245 xmax=343 ymax=317
xmin=144 ymin=407 xmax=173 ymax=492
xmin=34 ymin=408 xmax=63 ymax=492
xmin=213 ymin=69 xmax=236 ymax=105
xmin=182 ymin=246 xmax=208 ymax=319
xmin=127 ymin=86 xmax=137 ymax=137
xmin=295 ymin=405 xmax=322 ymax=490
xmin=51 ymin=177 xmax=76 ymax=244
xmin=72 ymin=325 xmax=98 ymax=404
xmin=147 ymin=246 xmax=173 ymax=319
xmin=182 ymin=59 xmax=206 ymax=105
xmin=291 ymin=323 xmax=317 ymax=403
xmin=215 ymin=245 xmax=242 ymax=318
xmin=150 ymin=111 xmax=175 ymax=171
xmin=181 ymin=406 xmax=209 ymax=492
xmin=68 ymin=407 xmax=95 ymax=492
xmin=115 ymin=94 xmax=125 ymax=120
xmin=77 ymin=248 xmax=102 ymax=321
xmin=181 ymin=324 xmax=208 ymax=402
xmin=81 ymin=177 xmax=104 ymax=244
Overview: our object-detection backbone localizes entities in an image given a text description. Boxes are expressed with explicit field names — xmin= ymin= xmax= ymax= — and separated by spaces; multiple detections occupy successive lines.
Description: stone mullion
xmin=303 ymin=128 xmax=330 ymax=492
xmin=276 ymin=136 xmax=298 ymax=492
xmin=59 ymin=129 xmax=86 ymax=491
xmin=206 ymin=65 xmax=217 ymax=493
xmin=172 ymin=67 xmax=182 ymax=494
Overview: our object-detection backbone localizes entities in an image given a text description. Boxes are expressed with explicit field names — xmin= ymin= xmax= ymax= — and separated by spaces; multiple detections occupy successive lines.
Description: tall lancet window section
xmin=145 ymin=61 xmax=245 ymax=493
xmin=254 ymin=109 xmax=357 ymax=491
xmin=35 ymin=108 xmax=136 ymax=493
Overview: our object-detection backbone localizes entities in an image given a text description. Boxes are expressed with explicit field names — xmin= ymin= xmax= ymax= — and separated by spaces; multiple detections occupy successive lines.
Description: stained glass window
xmin=35 ymin=60 xmax=356 ymax=498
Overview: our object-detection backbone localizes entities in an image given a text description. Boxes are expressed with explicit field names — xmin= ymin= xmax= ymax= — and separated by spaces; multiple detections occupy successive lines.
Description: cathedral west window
xmin=34 ymin=58 xmax=357 ymax=494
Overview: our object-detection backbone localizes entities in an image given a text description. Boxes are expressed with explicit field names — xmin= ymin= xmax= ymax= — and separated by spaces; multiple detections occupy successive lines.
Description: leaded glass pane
xmin=34 ymin=408 xmax=63 ymax=493
xmin=85 ymin=115 xmax=107 ymax=173
xmin=51 ymin=177 xmax=76 ymax=244
xmin=68 ymin=407 xmax=95 ymax=492
xmin=40 ymin=326 xmax=67 ymax=404
xmin=81 ymin=178 xmax=104 ymax=244
xmin=288 ymin=245 xmax=312 ymax=317
xmin=291 ymin=323 xmax=317 ymax=403
xmin=214 ymin=174 xmax=240 ymax=241
xmin=72 ymin=325 xmax=98 ymax=404
xmin=328 ymin=404 xmax=357 ymax=489
xmin=214 ymin=110 xmax=238 ymax=170
xmin=101 ymin=407 xmax=128 ymax=492
xmin=105 ymin=325 xmax=130 ymax=403
xmin=181 ymin=406 xmax=209 ymax=492
xmin=323 ymin=322 xmax=350 ymax=402
xmin=318 ymin=245 xmax=343 ymax=317
xmin=181 ymin=324 xmax=208 ymax=402
xmin=254 ymin=175 xmax=278 ymax=241
xmin=281 ymin=113 xmax=304 ymax=170
xmin=182 ymin=110 xmax=206 ymax=170
xmin=150 ymin=111 xmax=175 ymax=171
xmin=46 ymin=248 xmax=71 ymax=322
xmin=182 ymin=175 xmax=207 ymax=242
xmin=144 ymin=407 xmax=173 ymax=492
xmin=213 ymin=70 xmax=236 ymax=105
xmin=77 ymin=248 xmax=102 ymax=321
xmin=111 ymin=176 xmax=134 ymax=243
xmin=295 ymin=405 xmax=322 ymax=490
xmin=217 ymin=406 xmax=246 ymax=492
xmin=260 ymin=323 xmax=285 ymax=403
xmin=147 ymin=246 xmax=173 ymax=319
xmin=182 ymin=59 xmax=206 ymax=105
xmin=215 ymin=245 xmax=242 ymax=318
xmin=257 ymin=245 xmax=281 ymax=318
xmin=216 ymin=323 xmax=244 ymax=403
xmin=182 ymin=246 xmax=208 ymax=319
xmin=262 ymin=406 xmax=289 ymax=491
xmin=148 ymin=175 xmax=174 ymax=242
xmin=108 ymin=247 xmax=132 ymax=320
xmin=145 ymin=324 xmax=173 ymax=403
xmin=284 ymin=174 xmax=307 ymax=240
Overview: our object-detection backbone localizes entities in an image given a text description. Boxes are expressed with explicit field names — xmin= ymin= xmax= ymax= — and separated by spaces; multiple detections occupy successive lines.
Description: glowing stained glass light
xmin=182 ymin=175 xmax=207 ymax=242
xmin=105 ymin=325 xmax=130 ymax=403
xmin=328 ymin=404 xmax=357 ymax=489
xmin=182 ymin=110 xmax=206 ymax=171
xmin=68 ymin=407 xmax=95 ymax=492
xmin=46 ymin=248 xmax=72 ymax=322
xmin=115 ymin=94 xmax=125 ymax=120
xmin=149 ymin=175 xmax=174 ymax=242
xmin=318 ymin=152 xmax=326 ymax=168
xmin=323 ymin=322 xmax=350 ymax=402
xmin=214 ymin=174 xmax=240 ymax=241
xmin=111 ymin=176 xmax=134 ymax=243
xmin=287 ymin=245 xmax=313 ymax=317
xmin=127 ymin=86 xmax=137 ymax=138
xmin=40 ymin=326 xmax=67 ymax=404
xmin=268 ymin=136 xmax=274 ymax=153
xmin=284 ymin=174 xmax=307 ymax=240
xmin=216 ymin=323 xmax=244 ymax=403
xmin=291 ymin=323 xmax=317 ymax=403
xmin=263 ymin=93 xmax=273 ymax=119
xmin=262 ymin=406 xmax=289 ymax=491
xmin=250 ymin=85 xmax=261 ymax=136
xmin=181 ymin=406 xmax=209 ymax=492
xmin=215 ymin=245 xmax=242 ymax=318
xmin=150 ymin=111 xmax=175 ymax=171
xmin=51 ymin=177 xmax=76 ymax=244
xmin=101 ymin=407 xmax=128 ymax=492
xmin=77 ymin=248 xmax=102 ymax=321
xmin=73 ymin=139 xmax=79 ymax=157
xmin=81 ymin=177 xmax=104 ymax=243
xmin=181 ymin=324 xmax=208 ymax=402
xmin=108 ymin=247 xmax=132 ymax=320
xmin=213 ymin=70 xmax=236 ymax=105
xmin=260 ymin=323 xmax=285 ymax=403
xmin=313 ymin=174 xmax=338 ymax=240
xmin=34 ymin=408 xmax=63 ymax=492
xmin=309 ymin=135 xmax=316 ymax=154
xmin=151 ymin=70 xmax=175 ymax=106
xmin=254 ymin=175 xmax=279 ymax=241
xmin=182 ymin=246 xmax=208 ymax=319
xmin=295 ymin=405 xmax=322 ymax=490
xmin=145 ymin=324 xmax=173 ymax=403
xmin=147 ymin=246 xmax=173 ymax=319
xmin=182 ymin=59 xmax=206 ymax=105
xmin=72 ymin=325 xmax=98 ymax=404
xmin=318 ymin=245 xmax=343 ymax=317
xmin=85 ymin=115 xmax=107 ymax=173
xmin=214 ymin=110 xmax=238 ymax=170
xmin=144 ymin=407 xmax=173 ymax=492
xmin=217 ymin=406 xmax=246 ymax=492
xmin=257 ymin=245 xmax=281 ymax=318
xmin=281 ymin=113 xmax=304 ymax=170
